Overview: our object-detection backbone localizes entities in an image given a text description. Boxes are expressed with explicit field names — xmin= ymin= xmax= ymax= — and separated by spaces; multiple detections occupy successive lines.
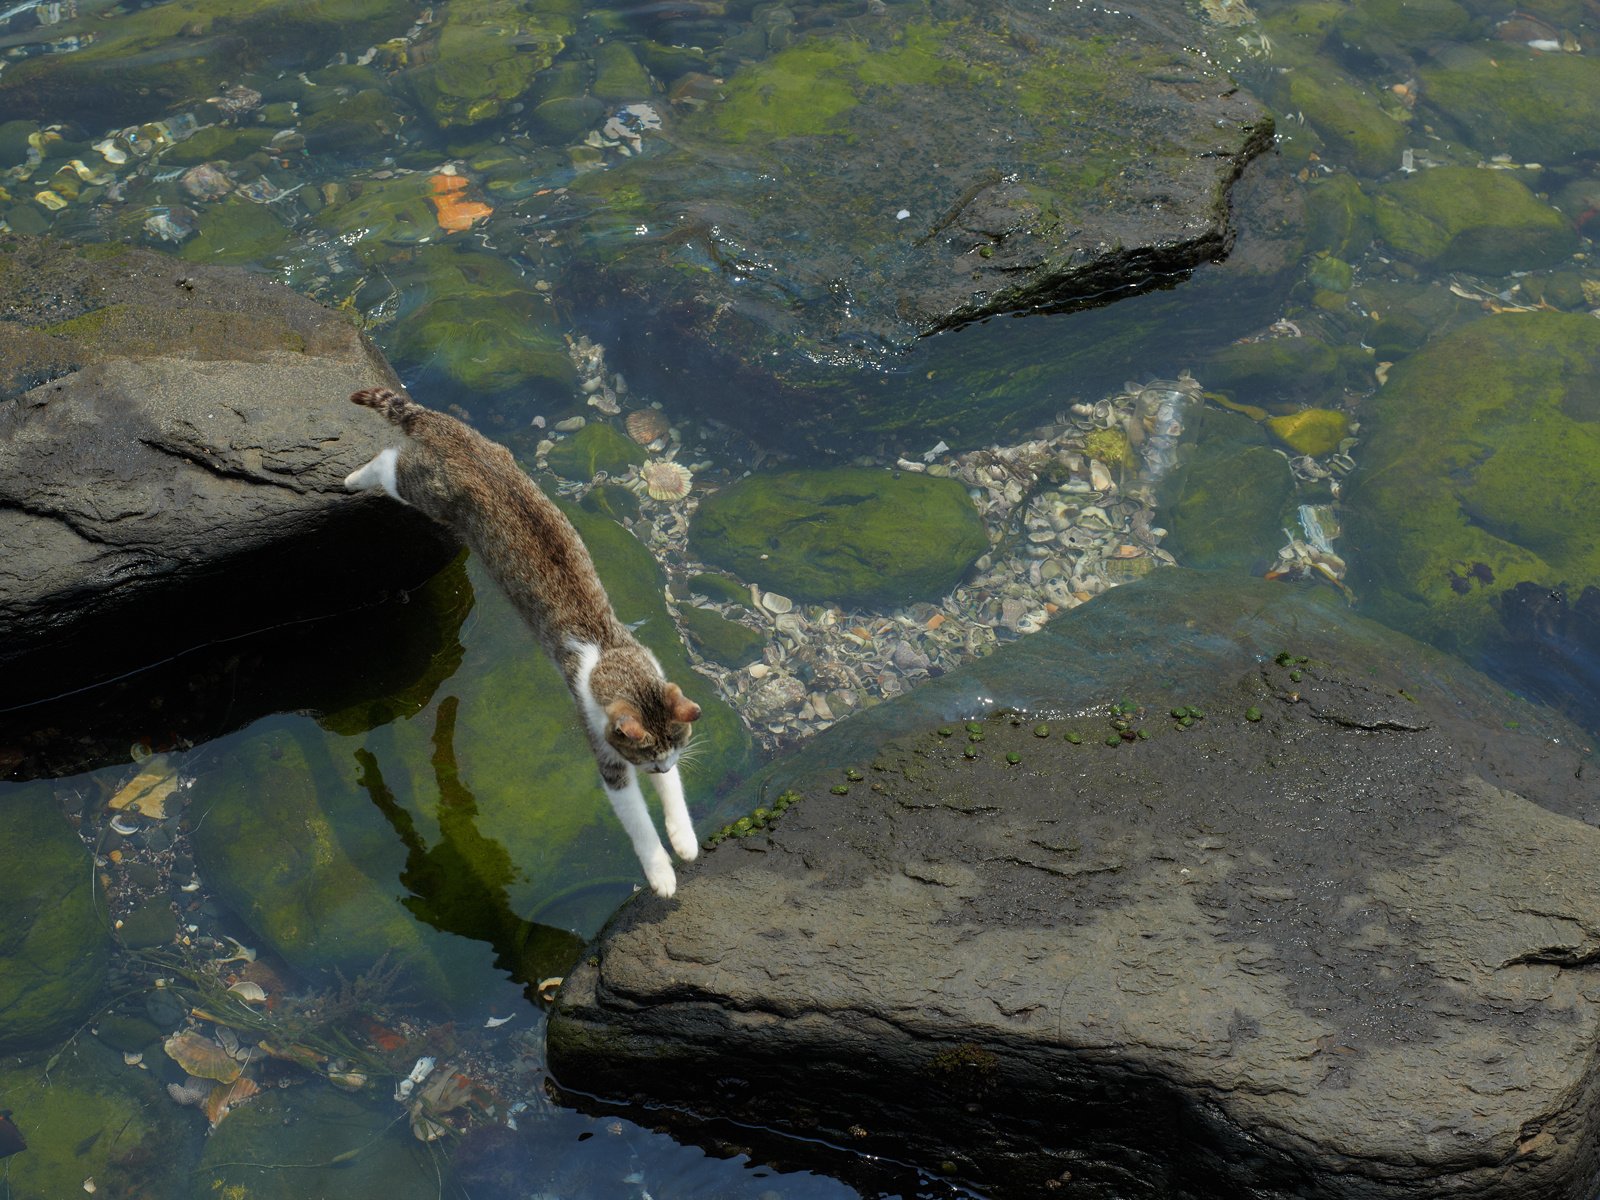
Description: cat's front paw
xmin=668 ymin=825 xmax=700 ymax=863
xmin=644 ymin=855 xmax=678 ymax=899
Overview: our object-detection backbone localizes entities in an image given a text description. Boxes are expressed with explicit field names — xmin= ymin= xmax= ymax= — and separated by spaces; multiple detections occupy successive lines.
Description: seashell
xmin=166 ymin=1075 xmax=211 ymax=1106
xmin=761 ymin=591 xmax=793 ymax=614
xmin=108 ymin=755 xmax=178 ymax=819
xmin=641 ymin=459 xmax=692 ymax=501
xmin=539 ymin=976 xmax=564 ymax=1003
xmin=327 ymin=1069 xmax=368 ymax=1091
xmin=625 ymin=408 xmax=670 ymax=445
xmin=227 ymin=981 xmax=268 ymax=1004
xmin=203 ymin=1076 xmax=260 ymax=1128
xmin=164 ymin=1032 xmax=242 ymax=1083
xmin=122 ymin=1051 xmax=144 ymax=1067
xmin=34 ymin=189 xmax=68 ymax=211
xmin=108 ymin=814 xmax=141 ymax=836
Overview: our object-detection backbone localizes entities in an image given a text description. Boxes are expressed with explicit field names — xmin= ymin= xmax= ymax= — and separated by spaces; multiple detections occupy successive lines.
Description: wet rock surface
xmin=0 ymin=236 xmax=457 ymax=701
xmin=576 ymin=0 xmax=1272 ymax=388
xmin=550 ymin=569 xmax=1600 ymax=1199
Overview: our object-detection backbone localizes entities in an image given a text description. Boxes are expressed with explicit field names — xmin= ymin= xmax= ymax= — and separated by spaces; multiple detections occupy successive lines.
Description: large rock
xmin=572 ymin=0 xmax=1272 ymax=412
xmin=0 ymin=783 xmax=109 ymax=1052
xmin=550 ymin=569 xmax=1600 ymax=1199
xmin=0 ymin=236 xmax=457 ymax=703
xmin=1346 ymin=311 xmax=1600 ymax=660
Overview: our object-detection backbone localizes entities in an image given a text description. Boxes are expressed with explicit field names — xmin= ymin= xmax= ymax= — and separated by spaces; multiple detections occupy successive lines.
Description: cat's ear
xmin=606 ymin=700 xmax=648 ymax=742
xmin=663 ymin=683 xmax=701 ymax=724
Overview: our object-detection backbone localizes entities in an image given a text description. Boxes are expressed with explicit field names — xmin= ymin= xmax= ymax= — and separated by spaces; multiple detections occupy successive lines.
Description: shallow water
xmin=2 ymin=0 xmax=1598 ymax=1196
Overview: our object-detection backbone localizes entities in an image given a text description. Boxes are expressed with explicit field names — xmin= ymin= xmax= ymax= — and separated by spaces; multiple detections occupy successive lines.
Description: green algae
xmin=1265 ymin=408 xmax=1351 ymax=457
xmin=1347 ymin=312 xmax=1600 ymax=655
xmin=1420 ymin=44 xmax=1600 ymax=163
xmin=690 ymin=466 xmax=990 ymax=609
xmin=592 ymin=40 xmax=653 ymax=101
xmin=1164 ymin=431 xmax=1295 ymax=572
xmin=406 ymin=0 xmax=573 ymax=128
xmin=0 ymin=784 xmax=108 ymax=1052
xmin=178 ymin=196 xmax=294 ymax=267
xmin=200 ymin=1088 xmax=440 ymax=1200
xmin=378 ymin=245 xmax=575 ymax=396
xmin=1283 ymin=63 xmax=1409 ymax=177
xmin=679 ymin=606 xmax=767 ymax=668
xmin=546 ymin=423 xmax=646 ymax=480
xmin=1374 ymin=167 xmax=1578 ymax=275
xmin=0 ymin=1039 xmax=189 ymax=1200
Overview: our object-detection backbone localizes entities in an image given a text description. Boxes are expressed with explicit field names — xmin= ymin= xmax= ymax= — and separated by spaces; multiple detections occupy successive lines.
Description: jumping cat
xmin=343 ymin=386 xmax=702 ymax=898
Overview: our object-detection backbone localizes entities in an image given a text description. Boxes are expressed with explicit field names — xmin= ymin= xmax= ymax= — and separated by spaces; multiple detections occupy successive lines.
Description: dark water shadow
xmin=356 ymin=695 xmax=586 ymax=1005
xmin=0 ymin=555 xmax=473 ymax=783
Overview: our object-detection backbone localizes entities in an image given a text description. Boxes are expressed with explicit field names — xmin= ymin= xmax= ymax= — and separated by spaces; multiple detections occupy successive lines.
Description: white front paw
xmin=645 ymin=854 xmax=678 ymax=899
xmin=668 ymin=825 xmax=700 ymax=862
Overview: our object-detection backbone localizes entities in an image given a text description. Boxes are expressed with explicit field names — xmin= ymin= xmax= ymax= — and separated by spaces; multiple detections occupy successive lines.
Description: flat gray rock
xmin=550 ymin=570 xmax=1600 ymax=1199
xmin=0 ymin=237 xmax=456 ymax=700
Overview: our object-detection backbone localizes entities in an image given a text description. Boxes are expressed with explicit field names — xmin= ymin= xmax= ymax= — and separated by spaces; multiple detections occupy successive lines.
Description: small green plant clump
xmin=706 ymin=790 xmax=803 ymax=847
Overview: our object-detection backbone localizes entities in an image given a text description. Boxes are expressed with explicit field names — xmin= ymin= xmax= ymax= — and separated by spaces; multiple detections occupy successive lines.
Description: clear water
xmin=1 ymin=0 xmax=1595 ymax=1196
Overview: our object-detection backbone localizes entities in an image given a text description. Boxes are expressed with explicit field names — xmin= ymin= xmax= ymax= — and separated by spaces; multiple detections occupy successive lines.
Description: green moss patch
xmin=691 ymin=467 xmax=989 ymax=609
xmin=1375 ymin=167 xmax=1578 ymax=275
xmin=1347 ymin=312 xmax=1600 ymax=655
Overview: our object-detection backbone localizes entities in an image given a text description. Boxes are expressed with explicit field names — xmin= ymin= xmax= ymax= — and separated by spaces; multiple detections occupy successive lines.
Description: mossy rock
xmin=1305 ymin=254 xmax=1353 ymax=294
xmin=689 ymin=571 xmax=752 ymax=609
xmin=579 ymin=480 xmax=642 ymax=523
xmin=1336 ymin=0 xmax=1470 ymax=46
xmin=302 ymin=87 xmax=410 ymax=155
xmin=191 ymin=724 xmax=496 ymax=1008
xmin=1265 ymin=407 xmax=1351 ymax=457
xmin=690 ymin=467 xmax=989 ymax=609
xmin=178 ymin=196 xmax=294 ymax=266
xmin=1200 ymin=337 xmax=1345 ymax=412
xmin=378 ymin=245 xmax=575 ymax=396
xmin=1284 ymin=63 xmax=1409 ymax=177
xmin=407 ymin=0 xmax=573 ymax=127
xmin=0 ymin=1039 xmax=188 ymax=1200
xmin=0 ymin=784 xmax=110 ymax=1052
xmin=0 ymin=0 xmax=417 ymax=129
xmin=116 ymin=899 xmax=179 ymax=950
xmin=1347 ymin=312 xmax=1600 ymax=656
xmin=1164 ymin=442 xmax=1295 ymax=571
xmin=1304 ymin=173 xmax=1375 ymax=261
xmin=680 ymin=606 xmax=768 ymax=668
xmin=314 ymin=174 xmax=440 ymax=256
xmin=199 ymin=1087 xmax=440 ymax=1200
xmin=1420 ymin=44 xmax=1600 ymax=163
xmin=547 ymin=423 xmax=645 ymax=480
xmin=1374 ymin=167 xmax=1578 ymax=276
xmin=592 ymin=40 xmax=653 ymax=101
xmin=161 ymin=125 xmax=279 ymax=166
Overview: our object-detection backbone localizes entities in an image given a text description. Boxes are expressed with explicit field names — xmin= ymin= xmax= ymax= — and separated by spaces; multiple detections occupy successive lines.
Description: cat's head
xmin=604 ymin=680 xmax=701 ymax=772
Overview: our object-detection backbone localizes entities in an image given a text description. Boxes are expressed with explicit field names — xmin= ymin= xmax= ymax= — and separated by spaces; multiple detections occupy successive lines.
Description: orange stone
xmin=429 ymin=174 xmax=492 ymax=233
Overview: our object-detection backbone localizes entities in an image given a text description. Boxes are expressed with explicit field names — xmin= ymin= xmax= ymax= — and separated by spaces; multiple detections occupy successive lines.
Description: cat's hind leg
xmin=344 ymin=446 xmax=403 ymax=501
xmin=604 ymin=766 xmax=677 ymax=897
xmin=647 ymin=767 xmax=699 ymax=862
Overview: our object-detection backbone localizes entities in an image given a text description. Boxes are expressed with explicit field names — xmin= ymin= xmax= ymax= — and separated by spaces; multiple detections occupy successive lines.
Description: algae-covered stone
xmin=1164 ymin=435 xmax=1294 ymax=571
xmin=1265 ymin=407 xmax=1351 ymax=457
xmin=546 ymin=423 xmax=645 ymax=480
xmin=1304 ymin=173 xmax=1376 ymax=261
xmin=1284 ymin=63 xmax=1409 ymax=177
xmin=591 ymin=41 xmax=653 ymax=101
xmin=690 ymin=467 xmax=989 ymax=609
xmin=689 ymin=572 xmax=752 ymax=609
xmin=1421 ymin=44 xmax=1600 ymax=163
xmin=1201 ymin=336 xmax=1345 ymax=410
xmin=0 ymin=0 xmax=417 ymax=129
xmin=1347 ymin=312 xmax=1600 ymax=656
xmin=191 ymin=725 xmax=493 ymax=1007
xmin=0 ymin=784 xmax=109 ymax=1052
xmin=680 ymin=606 xmax=767 ymax=668
xmin=570 ymin=0 xmax=1271 ymax=381
xmin=302 ymin=87 xmax=410 ymax=155
xmin=178 ymin=196 xmax=293 ymax=266
xmin=200 ymin=1087 xmax=440 ymax=1200
xmin=379 ymin=245 xmax=576 ymax=396
xmin=578 ymin=480 xmax=642 ymax=523
xmin=161 ymin=125 xmax=278 ymax=167
xmin=1305 ymin=254 xmax=1353 ymax=294
xmin=1375 ymin=167 xmax=1578 ymax=275
xmin=406 ymin=0 xmax=573 ymax=128
xmin=314 ymin=174 xmax=441 ymax=257
xmin=0 ymin=1039 xmax=186 ymax=1199
xmin=1336 ymin=0 xmax=1469 ymax=47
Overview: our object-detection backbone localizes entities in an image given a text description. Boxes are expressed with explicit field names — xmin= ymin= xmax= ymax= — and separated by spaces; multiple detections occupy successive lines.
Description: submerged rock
xmin=1347 ymin=311 xmax=1600 ymax=659
xmin=0 ymin=236 xmax=458 ymax=704
xmin=404 ymin=0 xmax=574 ymax=128
xmin=1374 ymin=167 xmax=1578 ymax=275
xmin=1421 ymin=44 xmax=1600 ymax=163
xmin=0 ymin=785 xmax=109 ymax=1052
xmin=690 ymin=466 xmax=990 ymax=609
xmin=573 ymin=0 xmax=1271 ymax=398
xmin=550 ymin=569 xmax=1600 ymax=1198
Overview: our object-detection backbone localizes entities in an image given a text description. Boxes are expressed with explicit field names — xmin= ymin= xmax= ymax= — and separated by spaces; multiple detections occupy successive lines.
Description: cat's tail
xmin=349 ymin=386 xmax=417 ymax=428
